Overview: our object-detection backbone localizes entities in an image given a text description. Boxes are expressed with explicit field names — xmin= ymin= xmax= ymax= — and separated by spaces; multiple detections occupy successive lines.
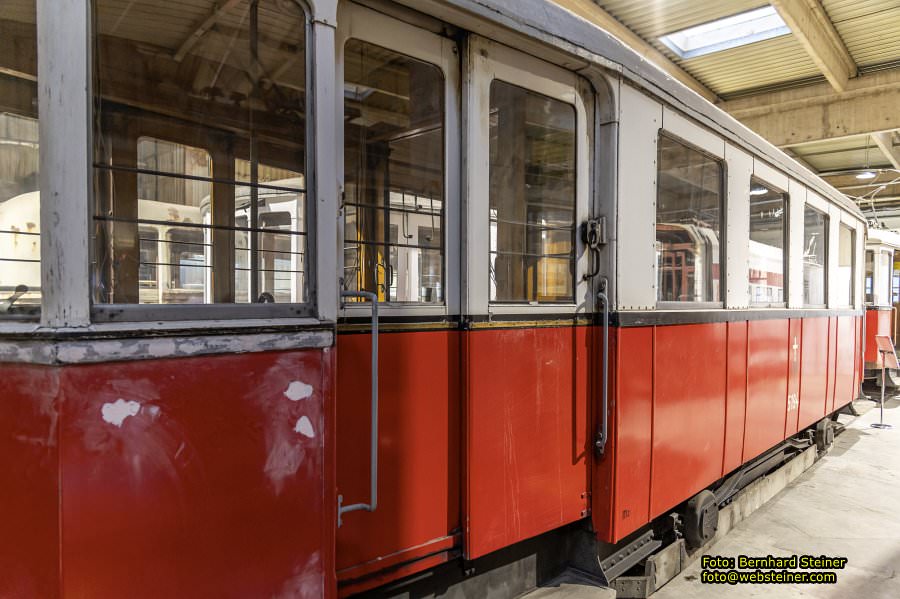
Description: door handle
xmin=338 ymin=290 xmax=379 ymax=526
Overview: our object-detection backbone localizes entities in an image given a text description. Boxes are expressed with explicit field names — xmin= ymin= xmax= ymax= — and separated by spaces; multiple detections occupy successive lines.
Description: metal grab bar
xmin=595 ymin=290 xmax=610 ymax=455
xmin=338 ymin=290 xmax=379 ymax=527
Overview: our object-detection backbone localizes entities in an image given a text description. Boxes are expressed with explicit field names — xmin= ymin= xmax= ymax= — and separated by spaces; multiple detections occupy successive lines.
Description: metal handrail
xmin=338 ymin=290 xmax=379 ymax=527
xmin=595 ymin=290 xmax=610 ymax=455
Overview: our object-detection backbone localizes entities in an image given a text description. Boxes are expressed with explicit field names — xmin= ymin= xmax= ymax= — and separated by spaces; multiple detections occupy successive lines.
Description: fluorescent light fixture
xmin=659 ymin=6 xmax=790 ymax=59
xmin=750 ymin=186 xmax=768 ymax=196
xmin=856 ymin=171 xmax=877 ymax=180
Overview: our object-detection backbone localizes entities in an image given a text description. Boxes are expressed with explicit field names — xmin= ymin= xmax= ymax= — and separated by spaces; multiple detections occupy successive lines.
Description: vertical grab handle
xmin=595 ymin=290 xmax=609 ymax=456
xmin=338 ymin=290 xmax=379 ymax=527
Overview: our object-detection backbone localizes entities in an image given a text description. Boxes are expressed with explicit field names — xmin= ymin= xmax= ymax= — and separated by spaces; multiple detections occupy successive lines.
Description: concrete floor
xmin=654 ymin=391 xmax=900 ymax=599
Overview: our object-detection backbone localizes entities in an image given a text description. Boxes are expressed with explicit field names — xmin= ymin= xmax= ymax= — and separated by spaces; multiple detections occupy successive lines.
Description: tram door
xmin=461 ymin=36 xmax=594 ymax=560
xmin=334 ymin=3 xmax=462 ymax=586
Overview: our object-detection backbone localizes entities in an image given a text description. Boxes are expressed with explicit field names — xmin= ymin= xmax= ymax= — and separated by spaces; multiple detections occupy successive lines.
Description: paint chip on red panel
xmin=284 ymin=381 xmax=313 ymax=401
xmin=294 ymin=416 xmax=315 ymax=438
xmin=101 ymin=399 xmax=141 ymax=427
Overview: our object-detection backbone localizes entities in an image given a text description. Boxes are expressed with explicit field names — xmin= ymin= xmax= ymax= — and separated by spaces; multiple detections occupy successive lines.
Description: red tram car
xmin=0 ymin=0 xmax=867 ymax=597
xmin=863 ymin=227 xmax=900 ymax=384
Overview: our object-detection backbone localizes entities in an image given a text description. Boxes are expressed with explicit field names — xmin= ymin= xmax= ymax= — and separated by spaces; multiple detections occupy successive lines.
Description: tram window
xmin=0 ymin=1 xmax=40 ymax=316
xmin=865 ymin=250 xmax=875 ymax=304
xmin=92 ymin=0 xmax=308 ymax=310
xmin=748 ymin=179 xmax=786 ymax=306
xmin=343 ymin=40 xmax=445 ymax=304
xmin=802 ymin=206 xmax=827 ymax=307
xmin=656 ymin=135 xmax=723 ymax=304
xmin=138 ymin=227 xmax=159 ymax=303
xmin=488 ymin=81 xmax=576 ymax=304
xmin=836 ymin=224 xmax=855 ymax=307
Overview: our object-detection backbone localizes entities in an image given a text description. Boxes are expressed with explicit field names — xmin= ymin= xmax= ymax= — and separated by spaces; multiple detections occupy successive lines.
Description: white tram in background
xmin=0 ymin=1 xmax=873 ymax=598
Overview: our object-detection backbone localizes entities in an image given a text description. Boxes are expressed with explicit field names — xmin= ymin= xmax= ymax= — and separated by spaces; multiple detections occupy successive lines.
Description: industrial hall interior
xmin=2 ymin=0 xmax=900 ymax=598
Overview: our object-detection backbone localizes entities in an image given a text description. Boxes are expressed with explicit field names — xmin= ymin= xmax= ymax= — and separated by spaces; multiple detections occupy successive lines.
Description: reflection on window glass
xmin=0 ymin=1 xmax=40 ymax=316
xmin=489 ymin=80 xmax=576 ymax=303
xmin=803 ymin=206 xmax=827 ymax=306
xmin=92 ymin=0 xmax=307 ymax=307
xmin=865 ymin=249 xmax=874 ymax=304
xmin=836 ymin=224 xmax=854 ymax=307
xmin=749 ymin=179 xmax=786 ymax=305
xmin=343 ymin=40 xmax=444 ymax=303
xmin=656 ymin=136 xmax=723 ymax=303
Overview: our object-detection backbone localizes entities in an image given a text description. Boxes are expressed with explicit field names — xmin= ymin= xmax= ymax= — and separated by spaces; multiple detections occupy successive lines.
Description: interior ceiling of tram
xmin=555 ymin=0 xmax=900 ymax=227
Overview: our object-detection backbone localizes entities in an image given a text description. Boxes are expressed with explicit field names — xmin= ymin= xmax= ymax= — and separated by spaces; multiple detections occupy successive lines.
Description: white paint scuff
xmin=284 ymin=381 xmax=313 ymax=401
xmin=294 ymin=416 xmax=315 ymax=438
xmin=101 ymin=399 xmax=141 ymax=427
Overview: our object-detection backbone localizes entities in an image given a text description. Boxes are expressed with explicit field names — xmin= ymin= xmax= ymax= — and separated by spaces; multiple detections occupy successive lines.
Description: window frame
xmin=655 ymin=130 xmax=727 ymax=310
xmin=801 ymin=203 xmax=829 ymax=309
xmin=465 ymin=35 xmax=592 ymax=317
xmin=336 ymin=1 xmax=461 ymax=320
xmin=747 ymin=176 xmax=789 ymax=308
xmin=836 ymin=221 xmax=855 ymax=309
xmin=89 ymin=0 xmax=316 ymax=323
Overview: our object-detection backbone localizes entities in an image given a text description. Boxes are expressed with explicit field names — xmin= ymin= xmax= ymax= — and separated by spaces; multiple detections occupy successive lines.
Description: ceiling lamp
xmin=857 ymin=136 xmax=876 ymax=180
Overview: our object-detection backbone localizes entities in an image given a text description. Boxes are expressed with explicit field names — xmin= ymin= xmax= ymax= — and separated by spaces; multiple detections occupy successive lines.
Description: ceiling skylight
xmin=659 ymin=6 xmax=790 ymax=59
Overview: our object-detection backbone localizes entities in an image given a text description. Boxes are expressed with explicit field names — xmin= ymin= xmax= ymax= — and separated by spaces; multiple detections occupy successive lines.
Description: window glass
xmin=802 ymin=206 xmax=827 ymax=306
xmin=836 ymin=224 xmax=854 ymax=307
xmin=0 ymin=1 xmax=39 ymax=316
xmin=92 ymin=0 xmax=307 ymax=307
xmin=748 ymin=179 xmax=786 ymax=305
xmin=489 ymin=80 xmax=576 ymax=303
xmin=865 ymin=249 xmax=874 ymax=304
xmin=656 ymin=135 xmax=723 ymax=303
xmin=343 ymin=40 xmax=444 ymax=304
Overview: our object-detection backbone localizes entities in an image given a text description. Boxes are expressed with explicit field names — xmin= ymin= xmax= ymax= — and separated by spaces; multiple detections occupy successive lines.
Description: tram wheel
xmin=814 ymin=419 xmax=834 ymax=454
xmin=683 ymin=490 xmax=718 ymax=549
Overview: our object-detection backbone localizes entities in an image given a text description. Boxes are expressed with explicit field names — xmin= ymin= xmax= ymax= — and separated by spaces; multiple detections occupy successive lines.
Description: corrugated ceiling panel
xmin=594 ymin=0 xmax=823 ymax=95
xmin=596 ymin=0 xmax=766 ymax=39
xmin=824 ymin=0 xmax=900 ymax=66
xmin=680 ymin=36 xmax=820 ymax=95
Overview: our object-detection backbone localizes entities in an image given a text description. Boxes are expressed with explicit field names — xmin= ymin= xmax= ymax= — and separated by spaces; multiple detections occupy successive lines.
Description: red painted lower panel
xmin=785 ymin=319 xmax=802 ymax=437
xmin=59 ymin=350 xmax=333 ymax=599
xmin=650 ymin=324 xmax=726 ymax=518
xmin=833 ymin=317 xmax=856 ymax=411
xmin=609 ymin=327 xmax=653 ymax=542
xmin=799 ymin=318 xmax=829 ymax=430
xmin=723 ymin=322 xmax=748 ymax=475
xmin=336 ymin=331 xmax=460 ymax=576
xmin=0 ymin=364 xmax=60 ymax=599
xmin=465 ymin=326 xmax=589 ymax=558
xmin=744 ymin=320 xmax=789 ymax=461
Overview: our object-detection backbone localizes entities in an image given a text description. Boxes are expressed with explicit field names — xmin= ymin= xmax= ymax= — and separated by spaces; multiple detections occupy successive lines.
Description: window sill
xmin=0 ymin=318 xmax=334 ymax=365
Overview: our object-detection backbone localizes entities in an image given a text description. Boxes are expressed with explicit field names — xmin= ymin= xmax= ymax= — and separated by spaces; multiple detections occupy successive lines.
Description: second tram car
xmin=0 ymin=0 xmax=872 ymax=597
xmin=863 ymin=227 xmax=900 ymax=384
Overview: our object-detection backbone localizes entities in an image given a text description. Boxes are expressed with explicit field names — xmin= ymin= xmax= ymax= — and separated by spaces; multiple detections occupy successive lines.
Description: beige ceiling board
xmin=595 ymin=0 xmax=765 ymax=41
xmin=683 ymin=35 xmax=821 ymax=95
xmin=823 ymin=0 xmax=900 ymax=67
xmin=770 ymin=0 xmax=857 ymax=91
xmin=553 ymin=0 xmax=717 ymax=100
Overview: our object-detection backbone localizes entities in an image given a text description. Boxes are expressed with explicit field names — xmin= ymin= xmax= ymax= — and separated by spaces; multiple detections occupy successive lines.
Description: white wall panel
xmin=617 ymin=86 xmax=661 ymax=310
xmin=787 ymin=180 xmax=806 ymax=308
xmin=753 ymin=160 xmax=789 ymax=193
xmin=662 ymin=107 xmax=724 ymax=159
xmin=827 ymin=203 xmax=840 ymax=308
xmin=725 ymin=142 xmax=752 ymax=309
